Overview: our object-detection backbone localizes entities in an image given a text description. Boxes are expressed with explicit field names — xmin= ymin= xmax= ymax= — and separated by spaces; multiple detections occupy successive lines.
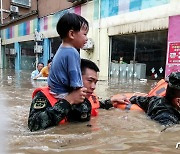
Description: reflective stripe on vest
xmin=88 ymin=94 xmax=100 ymax=116
xmin=115 ymin=103 xmax=143 ymax=111
xmin=125 ymin=104 xmax=132 ymax=110
xmin=148 ymin=79 xmax=168 ymax=97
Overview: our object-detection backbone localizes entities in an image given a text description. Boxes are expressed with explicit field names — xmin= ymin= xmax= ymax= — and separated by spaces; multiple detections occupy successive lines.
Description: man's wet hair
xmin=47 ymin=59 xmax=52 ymax=64
xmin=168 ymin=72 xmax=180 ymax=89
xmin=56 ymin=13 xmax=89 ymax=39
xmin=165 ymin=72 xmax=180 ymax=102
xmin=37 ymin=62 xmax=44 ymax=66
xmin=81 ymin=59 xmax=100 ymax=75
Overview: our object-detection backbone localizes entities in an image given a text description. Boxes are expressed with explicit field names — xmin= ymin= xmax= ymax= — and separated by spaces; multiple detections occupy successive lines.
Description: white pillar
xmin=0 ymin=0 xmax=3 ymax=24
xmin=0 ymin=38 xmax=2 ymax=68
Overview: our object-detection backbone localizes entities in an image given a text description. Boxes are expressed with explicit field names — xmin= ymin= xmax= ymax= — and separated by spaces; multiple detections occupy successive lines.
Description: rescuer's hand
xmin=65 ymin=87 xmax=87 ymax=105
xmin=110 ymin=94 xmax=130 ymax=104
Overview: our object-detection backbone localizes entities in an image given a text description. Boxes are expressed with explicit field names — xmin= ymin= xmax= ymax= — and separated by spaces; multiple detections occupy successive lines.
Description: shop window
xmin=21 ymin=41 xmax=36 ymax=70
xmin=110 ymin=30 xmax=168 ymax=79
xmin=136 ymin=31 xmax=167 ymax=78
xmin=51 ymin=37 xmax=62 ymax=57
xmin=4 ymin=44 xmax=15 ymax=69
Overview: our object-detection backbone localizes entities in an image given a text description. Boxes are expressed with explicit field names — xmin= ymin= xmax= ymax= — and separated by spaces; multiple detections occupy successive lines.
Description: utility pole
xmin=0 ymin=0 xmax=2 ymax=69
xmin=0 ymin=0 xmax=3 ymax=24
xmin=0 ymin=0 xmax=11 ymax=25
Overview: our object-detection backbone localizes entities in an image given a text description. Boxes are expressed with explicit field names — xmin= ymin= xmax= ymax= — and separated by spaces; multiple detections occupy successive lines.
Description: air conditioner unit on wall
xmin=5 ymin=48 xmax=10 ymax=55
xmin=34 ymin=45 xmax=43 ymax=54
xmin=34 ymin=30 xmax=43 ymax=41
xmin=9 ymin=49 xmax=16 ymax=55
xmin=82 ymin=38 xmax=94 ymax=50
xmin=10 ymin=5 xmax=19 ymax=13
xmin=11 ymin=0 xmax=31 ymax=8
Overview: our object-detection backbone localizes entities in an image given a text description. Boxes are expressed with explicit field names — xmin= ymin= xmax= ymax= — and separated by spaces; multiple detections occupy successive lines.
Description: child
xmin=48 ymin=13 xmax=89 ymax=99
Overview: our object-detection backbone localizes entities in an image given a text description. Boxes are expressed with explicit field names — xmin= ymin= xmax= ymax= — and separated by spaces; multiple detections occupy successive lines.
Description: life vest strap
xmin=155 ymin=87 xmax=166 ymax=96
xmin=125 ymin=104 xmax=132 ymax=110
xmin=148 ymin=79 xmax=167 ymax=97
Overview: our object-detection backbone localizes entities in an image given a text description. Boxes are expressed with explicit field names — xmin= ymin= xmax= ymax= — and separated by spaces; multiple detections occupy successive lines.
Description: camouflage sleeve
xmin=99 ymin=99 xmax=113 ymax=110
xmin=152 ymin=110 xmax=179 ymax=126
xmin=130 ymin=96 xmax=180 ymax=126
xmin=28 ymin=92 xmax=71 ymax=132
xmin=129 ymin=96 xmax=153 ymax=112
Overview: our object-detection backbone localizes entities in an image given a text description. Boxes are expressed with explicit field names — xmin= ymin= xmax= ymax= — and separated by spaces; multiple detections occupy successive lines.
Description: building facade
xmin=1 ymin=0 xmax=180 ymax=80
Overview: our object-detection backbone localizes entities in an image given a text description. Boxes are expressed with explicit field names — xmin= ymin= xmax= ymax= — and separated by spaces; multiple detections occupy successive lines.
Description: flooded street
xmin=0 ymin=69 xmax=179 ymax=154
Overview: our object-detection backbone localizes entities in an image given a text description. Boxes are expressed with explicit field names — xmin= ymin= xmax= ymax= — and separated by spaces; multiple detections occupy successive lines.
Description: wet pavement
xmin=0 ymin=69 xmax=179 ymax=154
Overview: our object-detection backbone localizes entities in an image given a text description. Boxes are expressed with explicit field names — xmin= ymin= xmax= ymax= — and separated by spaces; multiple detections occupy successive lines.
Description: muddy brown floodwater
xmin=0 ymin=69 xmax=179 ymax=154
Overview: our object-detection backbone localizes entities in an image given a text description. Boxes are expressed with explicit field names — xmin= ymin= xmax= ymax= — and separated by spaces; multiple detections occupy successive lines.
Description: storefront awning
xmin=41 ymin=30 xmax=58 ymax=38
xmin=2 ymin=34 xmax=34 ymax=45
xmin=108 ymin=17 xmax=168 ymax=36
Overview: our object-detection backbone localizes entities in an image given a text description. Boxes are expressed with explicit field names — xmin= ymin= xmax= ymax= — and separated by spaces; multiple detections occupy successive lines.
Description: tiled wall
xmin=1 ymin=0 xmax=170 ymax=40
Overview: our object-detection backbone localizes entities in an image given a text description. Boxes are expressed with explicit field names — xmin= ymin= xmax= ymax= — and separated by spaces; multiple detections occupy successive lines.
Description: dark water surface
xmin=0 ymin=69 xmax=179 ymax=154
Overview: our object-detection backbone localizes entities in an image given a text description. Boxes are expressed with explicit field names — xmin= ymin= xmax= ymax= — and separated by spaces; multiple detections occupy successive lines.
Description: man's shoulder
xmin=31 ymin=70 xmax=39 ymax=78
xmin=148 ymin=96 xmax=164 ymax=104
xmin=147 ymin=96 xmax=172 ymax=111
xmin=41 ymin=66 xmax=48 ymax=72
xmin=32 ymin=70 xmax=38 ymax=73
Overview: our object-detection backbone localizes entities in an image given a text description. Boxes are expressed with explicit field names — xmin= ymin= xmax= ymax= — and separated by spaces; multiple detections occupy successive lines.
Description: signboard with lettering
xmin=168 ymin=42 xmax=180 ymax=64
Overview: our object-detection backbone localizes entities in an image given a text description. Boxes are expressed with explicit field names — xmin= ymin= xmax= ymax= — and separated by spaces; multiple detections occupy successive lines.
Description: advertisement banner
xmin=168 ymin=42 xmax=180 ymax=64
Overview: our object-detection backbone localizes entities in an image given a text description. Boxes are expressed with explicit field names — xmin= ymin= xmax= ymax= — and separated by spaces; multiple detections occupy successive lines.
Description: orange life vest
xmin=32 ymin=87 xmax=67 ymax=124
xmin=32 ymin=87 xmax=58 ymax=106
xmin=113 ymin=79 xmax=168 ymax=111
xmin=147 ymin=79 xmax=168 ymax=97
xmin=32 ymin=87 xmax=100 ymax=123
xmin=114 ymin=103 xmax=143 ymax=111
xmin=87 ymin=94 xmax=100 ymax=116
xmin=113 ymin=93 xmax=143 ymax=111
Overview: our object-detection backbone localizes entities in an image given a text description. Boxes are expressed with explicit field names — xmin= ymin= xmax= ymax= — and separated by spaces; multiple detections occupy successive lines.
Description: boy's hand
xmin=65 ymin=87 xmax=87 ymax=104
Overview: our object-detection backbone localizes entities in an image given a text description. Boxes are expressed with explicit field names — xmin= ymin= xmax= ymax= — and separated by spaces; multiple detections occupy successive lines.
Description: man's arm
xmin=28 ymin=88 xmax=87 ymax=132
xmin=130 ymin=96 xmax=180 ymax=126
xmin=31 ymin=70 xmax=38 ymax=79
xmin=99 ymin=94 xmax=131 ymax=110
xmin=129 ymin=96 xmax=153 ymax=112
xmin=33 ymin=72 xmax=42 ymax=80
xmin=28 ymin=92 xmax=71 ymax=132
xmin=99 ymin=99 xmax=113 ymax=110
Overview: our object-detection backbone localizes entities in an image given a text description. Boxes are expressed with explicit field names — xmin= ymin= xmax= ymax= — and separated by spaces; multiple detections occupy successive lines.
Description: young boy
xmin=48 ymin=13 xmax=89 ymax=99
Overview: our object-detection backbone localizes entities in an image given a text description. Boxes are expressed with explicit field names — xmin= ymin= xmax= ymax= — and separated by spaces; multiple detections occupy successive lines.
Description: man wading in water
xmin=28 ymin=59 xmax=125 ymax=131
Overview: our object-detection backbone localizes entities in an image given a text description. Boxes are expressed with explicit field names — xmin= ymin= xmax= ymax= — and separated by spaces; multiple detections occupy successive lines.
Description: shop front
xmin=1 ymin=18 xmax=39 ymax=70
xmin=165 ymin=15 xmax=180 ymax=77
xmin=4 ymin=44 xmax=15 ymax=69
xmin=20 ymin=41 xmax=36 ymax=70
xmin=50 ymin=37 xmax=62 ymax=57
xmin=110 ymin=30 xmax=168 ymax=80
